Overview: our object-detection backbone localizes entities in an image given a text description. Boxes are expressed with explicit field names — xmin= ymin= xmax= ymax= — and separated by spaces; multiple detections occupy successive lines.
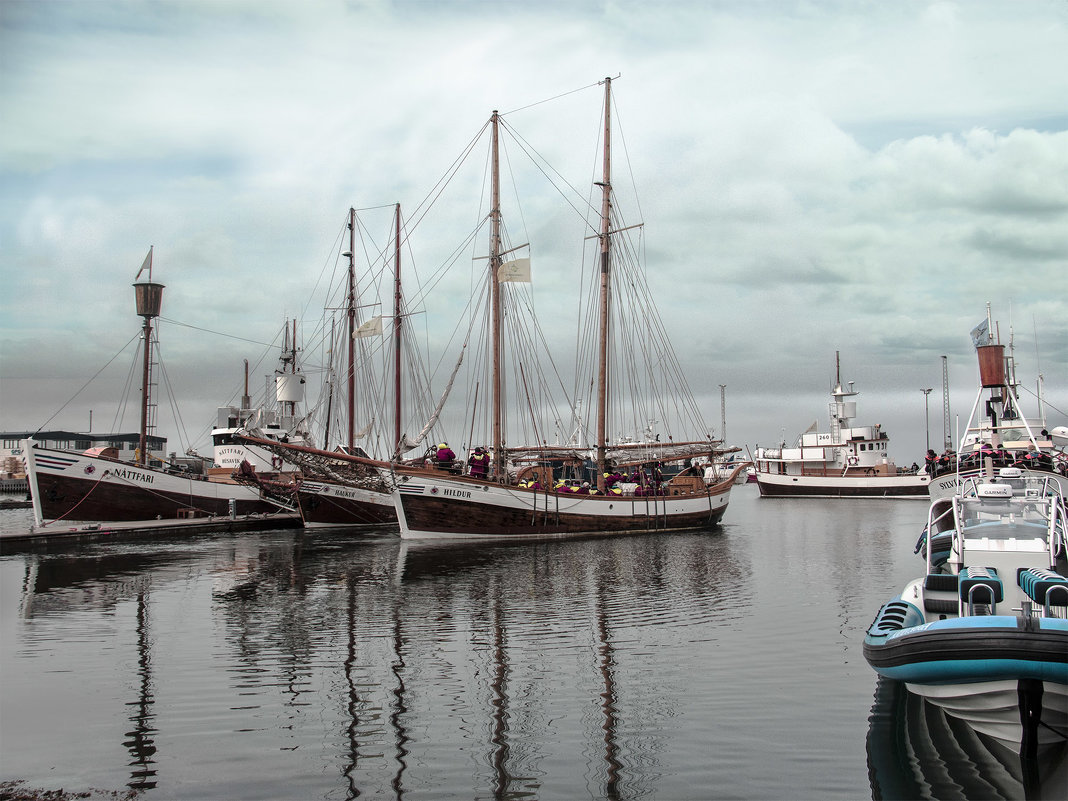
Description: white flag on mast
xmin=135 ymin=246 xmax=153 ymax=280
xmin=498 ymin=258 xmax=531 ymax=283
xmin=354 ymin=316 xmax=383 ymax=338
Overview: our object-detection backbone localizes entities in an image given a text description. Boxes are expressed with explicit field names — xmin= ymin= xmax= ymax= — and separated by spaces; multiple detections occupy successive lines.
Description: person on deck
xmin=436 ymin=442 xmax=456 ymax=468
xmin=469 ymin=446 xmax=489 ymax=479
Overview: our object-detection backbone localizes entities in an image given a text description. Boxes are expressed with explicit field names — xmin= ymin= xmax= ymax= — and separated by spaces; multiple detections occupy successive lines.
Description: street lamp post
xmin=922 ymin=388 xmax=933 ymax=452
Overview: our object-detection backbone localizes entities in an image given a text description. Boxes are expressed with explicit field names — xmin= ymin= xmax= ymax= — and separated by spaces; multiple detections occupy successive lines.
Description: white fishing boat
xmin=753 ymin=352 xmax=929 ymax=498
xmin=210 ymin=319 xmax=314 ymax=474
xmin=927 ymin=305 xmax=1068 ymax=502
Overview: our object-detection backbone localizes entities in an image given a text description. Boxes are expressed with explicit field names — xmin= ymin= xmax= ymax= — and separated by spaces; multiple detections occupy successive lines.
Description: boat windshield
xmin=955 ymin=475 xmax=1064 ymax=546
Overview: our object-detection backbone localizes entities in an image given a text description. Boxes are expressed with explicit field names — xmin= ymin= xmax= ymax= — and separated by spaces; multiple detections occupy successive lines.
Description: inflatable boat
xmin=864 ymin=474 xmax=1068 ymax=757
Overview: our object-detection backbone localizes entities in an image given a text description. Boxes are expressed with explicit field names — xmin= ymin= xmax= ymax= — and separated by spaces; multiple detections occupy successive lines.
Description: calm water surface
xmin=2 ymin=487 xmax=1064 ymax=799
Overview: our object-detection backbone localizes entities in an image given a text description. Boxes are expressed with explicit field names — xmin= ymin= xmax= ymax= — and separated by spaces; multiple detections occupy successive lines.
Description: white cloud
xmin=1 ymin=0 xmax=1066 ymax=461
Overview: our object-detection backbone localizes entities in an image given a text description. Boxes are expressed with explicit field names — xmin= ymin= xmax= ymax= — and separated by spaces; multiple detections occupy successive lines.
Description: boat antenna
xmin=1033 ymin=316 xmax=1046 ymax=428
xmin=941 ymin=355 xmax=951 ymax=452
xmin=720 ymin=385 xmax=727 ymax=445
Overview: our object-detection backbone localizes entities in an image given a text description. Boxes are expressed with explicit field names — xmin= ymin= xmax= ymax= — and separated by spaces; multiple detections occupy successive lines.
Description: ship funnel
xmin=976 ymin=344 xmax=1005 ymax=388
xmin=134 ymin=281 xmax=165 ymax=318
xmin=276 ymin=372 xmax=306 ymax=404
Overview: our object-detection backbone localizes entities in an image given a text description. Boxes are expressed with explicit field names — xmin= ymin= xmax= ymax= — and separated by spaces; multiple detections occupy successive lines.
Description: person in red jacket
xmin=469 ymin=446 xmax=489 ymax=478
xmin=435 ymin=442 xmax=456 ymax=468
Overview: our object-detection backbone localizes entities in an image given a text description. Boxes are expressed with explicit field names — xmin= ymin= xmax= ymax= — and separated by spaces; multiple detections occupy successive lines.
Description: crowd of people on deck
xmin=514 ymin=465 xmax=671 ymax=496
xmin=424 ymin=442 xmax=682 ymax=494
xmin=430 ymin=436 xmax=1066 ymax=486
xmin=923 ymin=430 xmax=1066 ymax=478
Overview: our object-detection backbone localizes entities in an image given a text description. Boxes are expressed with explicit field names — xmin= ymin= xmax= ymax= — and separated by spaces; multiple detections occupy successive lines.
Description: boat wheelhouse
xmin=753 ymin=353 xmax=928 ymax=498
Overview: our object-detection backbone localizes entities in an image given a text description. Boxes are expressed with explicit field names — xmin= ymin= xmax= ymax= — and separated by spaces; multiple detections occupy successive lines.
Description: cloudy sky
xmin=2 ymin=0 xmax=1066 ymax=464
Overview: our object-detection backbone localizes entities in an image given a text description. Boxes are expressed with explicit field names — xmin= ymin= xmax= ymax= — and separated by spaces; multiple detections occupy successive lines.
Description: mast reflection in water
xmin=5 ymin=491 xmax=963 ymax=799
xmin=123 ymin=593 xmax=158 ymax=790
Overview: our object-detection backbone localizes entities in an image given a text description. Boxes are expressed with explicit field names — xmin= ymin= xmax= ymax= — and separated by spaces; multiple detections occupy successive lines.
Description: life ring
xmin=271 ymin=455 xmax=282 ymax=470
xmin=847 ymin=456 xmax=858 ymax=466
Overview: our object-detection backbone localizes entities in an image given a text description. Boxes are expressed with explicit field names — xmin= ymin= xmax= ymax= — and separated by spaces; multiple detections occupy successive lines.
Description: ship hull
xmin=296 ymin=479 xmax=397 ymax=528
xmin=865 ymin=612 xmax=1068 ymax=753
xmin=393 ymin=469 xmax=734 ymax=540
xmin=755 ymin=471 xmax=929 ymax=498
xmin=25 ymin=442 xmax=280 ymax=525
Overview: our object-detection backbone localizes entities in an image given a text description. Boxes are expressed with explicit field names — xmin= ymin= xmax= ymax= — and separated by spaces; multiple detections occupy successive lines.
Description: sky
xmin=2 ymin=0 xmax=1067 ymax=465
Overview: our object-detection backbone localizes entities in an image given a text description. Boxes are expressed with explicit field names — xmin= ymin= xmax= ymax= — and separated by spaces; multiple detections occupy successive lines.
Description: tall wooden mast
xmin=392 ymin=203 xmax=403 ymax=458
xmin=490 ymin=111 xmax=503 ymax=477
xmin=595 ymin=78 xmax=613 ymax=490
xmin=346 ymin=206 xmax=357 ymax=452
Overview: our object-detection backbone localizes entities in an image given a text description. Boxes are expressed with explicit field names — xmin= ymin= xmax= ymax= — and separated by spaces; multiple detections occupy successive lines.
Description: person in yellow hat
xmin=435 ymin=442 xmax=455 ymax=468
xmin=469 ymin=446 xmax=489 ymax=478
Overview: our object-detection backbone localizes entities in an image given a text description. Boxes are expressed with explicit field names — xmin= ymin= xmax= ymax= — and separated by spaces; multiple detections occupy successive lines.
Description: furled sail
xmin=407 ymin=344 xmax=466 ymax=450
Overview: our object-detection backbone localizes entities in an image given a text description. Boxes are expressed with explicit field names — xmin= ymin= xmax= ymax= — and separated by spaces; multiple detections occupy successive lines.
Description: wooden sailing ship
xmin=290 ymin=206 xmax=403 ymax=528
xmin=388 ymin=78 xmax=740 ymax=538
xmin=242 ymin=78 xmax=742 ymax=538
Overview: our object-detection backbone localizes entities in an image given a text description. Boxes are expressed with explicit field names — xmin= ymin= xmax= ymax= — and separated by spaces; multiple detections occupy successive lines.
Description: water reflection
xmin=123 ymin=593 xmax=158 ymax=790
xmin=390 ymin=604 xmax=410 ymax=799
xmin=19 ymin=550 xmax=174 ymax=618
xmin=867 ymin=677 xmax=1068 ymax=800
xmin=19 ymin=552 xmax=171 ymax=789
xmin=596 ymin=579 xmax=622 ymax=801
xmin=10 ymin=528 xmax=744 ymax=799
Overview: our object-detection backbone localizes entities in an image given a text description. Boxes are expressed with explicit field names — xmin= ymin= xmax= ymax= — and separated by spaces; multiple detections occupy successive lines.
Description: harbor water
xmin=2 ymin=486 xmax=1065 ymax=799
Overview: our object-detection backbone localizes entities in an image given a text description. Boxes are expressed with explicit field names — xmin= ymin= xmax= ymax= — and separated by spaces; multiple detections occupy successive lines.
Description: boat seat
xmin=959 ymin=566 xmax=1003 ymax=610
xmin=922 ymin=574 xmax=960 ymax=616
xmin=923 ymin=597 xmax=959 ymax=615
xmin=919 ymin=531 xmax=954 ymax=566
xmin=924 ymin=573 xmax=959 ymax=592
xmin=1018 ymin=568 xmax=1068 ymax=605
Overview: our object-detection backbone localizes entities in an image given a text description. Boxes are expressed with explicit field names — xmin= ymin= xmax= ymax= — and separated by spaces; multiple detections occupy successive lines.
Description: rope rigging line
xmin=111 ymin=334 xmax=142 ymax=437
xmin=36 ymin=470 xmax=108 ymax=527
xmin=1017 ymin=382 xmax=1066 ymax=419
xmin=157 ymin=317 xmax=277 ymax=348
xmin=33 ymin=331 xmax=140 ymax=435
xmin=500 ymin=79 xmax=605 ymax=117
